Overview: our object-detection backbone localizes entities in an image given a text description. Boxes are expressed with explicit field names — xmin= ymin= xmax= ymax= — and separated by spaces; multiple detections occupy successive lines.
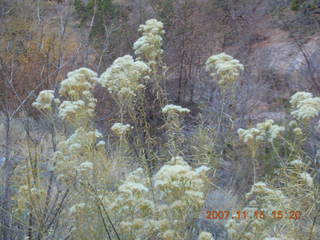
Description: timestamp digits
xmin=205 ymin=210 xmax=302 ymax=220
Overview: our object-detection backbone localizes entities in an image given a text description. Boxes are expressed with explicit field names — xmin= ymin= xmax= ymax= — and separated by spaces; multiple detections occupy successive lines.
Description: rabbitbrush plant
xmin=13 ymin=18 xmax=217 ymax=240
xmin=6 ymin=16 xmax=320 ymax=240
xmin=226 ymin=91 xmax=320 ymax=240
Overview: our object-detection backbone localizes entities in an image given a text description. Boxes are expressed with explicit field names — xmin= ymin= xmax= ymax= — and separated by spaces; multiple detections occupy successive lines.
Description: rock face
xmin=248 ymin=29 xmax=320 ymax=97
xmin=228 ymin=0 xmax=320 ymax=119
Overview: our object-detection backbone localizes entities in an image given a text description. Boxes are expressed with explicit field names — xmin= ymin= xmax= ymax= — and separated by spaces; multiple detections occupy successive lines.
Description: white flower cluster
xmin=205 ymin=52 xmax=244 ymax=86
xmin=58 ymin=68 xmax=98 ymax=124
xmin=162 ymin=104 xmax=191 ymax=115
xmin=288 ymin=120 xmax=303 ymax=136
xmin=59 ymin=67 xmax=98 ymax=99
xmin=227 ymin=182 xmax=290 ymax=240
xmin=32 ymin=90 xmax=55 ymax=111
xmin=108 ymin=168 xmax=155 ymax=238
xmin=290 ymin=91 xmax=320 ymax=120
xmin=58 ymin=98 xmax=96 ymax=122
xmin=198 ymin=231 xmax=215 ymax=240
xmin=289 ymin=159 xmax=304 ymax=166
xmin=238 ymin=119 xmax=285 ymax=144
xmin=299 ymin=172 xmax=313 ymax=187
xmin=245 ymin=182 xmax=289 ymax=205
xmin=59 ymin=127 xmax=102 ymax=154
xmin=78 ymin=161 xmax=93 ymax=172
xmin=154 ymin=156 xmax=210 ymax=208
xmin=54 ymin=127 xmax=103 ymax=182
xmin=108 ymin=157 xmax=210 ymax=239
xmin=99 ymin=55 xmax=150 ymax=100
xmin=133 ymin=19 xmax=165 ymax=66
xmin=154 ymin=157 xmax=210 ymax=239
xmin=111 ymin=122 xmax=133 ymax=136
xmin=116 ymin=168 xmax=150 ymax=204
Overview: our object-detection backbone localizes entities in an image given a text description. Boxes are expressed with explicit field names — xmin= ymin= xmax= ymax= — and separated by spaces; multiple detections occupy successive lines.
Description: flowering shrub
xmin=32 ymin=90 xmax=55 ymax=112
xmin=57 ymin=67 xmax=98 ymax=127
xmin=99 ymin=55 xmax=149 ymax=99
xmin=290 ymin=91 xmax=320 ymax=121
xmin=162 ymin=104 xmax=191 ymax=114
xmin=226 ymin=156 xmax=317 ymax=240
xmin=9 ymin=18 xmax=320 ymax=240
xmin=226 ymin=182 xmax=292 ymax=240
xmin=107 ymin=168 xmax=153 ymax=239
xmin=133 ymin=19 xmax=165 ymax=67
xmin=111 ymin=122 xmax=133 ymax=136
xmin=154 ymin=156 xmax=211 ymax=239
xmin=58 ymin=98 xmax=96 ymax=123
xmin=205 ymin=52 xmax=244 ymax=86
xmin=53 ymin=127 xmax=105 ymax=183
xmin=59 ymin=67 xmax=98 ymax=99
xmin=107 ymin=156 xmax=211 ymax=240
xmin=237 ymin=119 xmax=285 ymax=161
xmin=228 ymin=92 xmax=320 ymax=240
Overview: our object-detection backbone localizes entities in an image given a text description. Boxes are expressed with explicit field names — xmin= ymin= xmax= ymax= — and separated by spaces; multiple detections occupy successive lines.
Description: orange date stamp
xmin=202 ymin=210 xmax=302 ymax=220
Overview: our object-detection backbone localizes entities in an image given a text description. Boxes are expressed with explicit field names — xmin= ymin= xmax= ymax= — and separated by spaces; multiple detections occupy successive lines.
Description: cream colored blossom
xmin=60 ymin=128 xmax=102 ymax=153
xmin=170 ymin=200 xmax=185 ymax=211
xmin=195 ymin=166 xmax=211 ymax=175
xmin=118 ymin=182 xmax=149 ymax=195
xmin=205 ymin=52 xmax=244 ymax=86
xmin=108 ymin=156 xmax=210 ymax=240
xmin=133 ymin=19 xmax=165 ymax=66
xmin=289 ymin=159 xmax=304 ymax=166
xmin=293 ymin=127 xmax=303 ymax=136
xmin=245 ymin=182 xmax=289 ymax=205
xmin=290 ymin=91 xmax=320 ymax=120
xmin=238 ymin=119 xmax=284 ymax=144
xmin=99 ymin=55 xmax=150 ymax=100
xmin=237 ymin=127 xmax=260 ymax=144
xmin=198 ymin=231 xmax=214 ymax=240
xmin=78 ymin=161 xmax=93 ymax=171
xmin=108 ymin=167 xmax=155 ymax=238
xmin=227 ymin=182 xmax=290 ymax=240
xmin=32 ymin=90 xmax=55 ymax=111
xmin=162 ymin=104 xmax=191 ymax=114
xmin=111 ymin=122 xmax=133 ymax=136
xmin=58 ymin=99 xmax=95 ymax=122
xmin=69 ymin=143 xmax=82 ymax=153
xmin=268 ymin=125 xmax=285 ymax=141
xmin=59 ymin=67 xmax=98 ymax=99
xmin=300 ymin=172 xmax=313 ymax=186
xmin=111 ymin=167 xmax=150 ymax=209
xmin=53 ymin=127 xmax=103 ymax=181
xmin=289 ymin=91 xmax=313 ymax=107
xmin=53 ymin=98 xmax=60 ymax=104
xmin=288 ymin=120 xmax=297 ymax=127
xmin=154 ymin=156 xmax=208 ymax=208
